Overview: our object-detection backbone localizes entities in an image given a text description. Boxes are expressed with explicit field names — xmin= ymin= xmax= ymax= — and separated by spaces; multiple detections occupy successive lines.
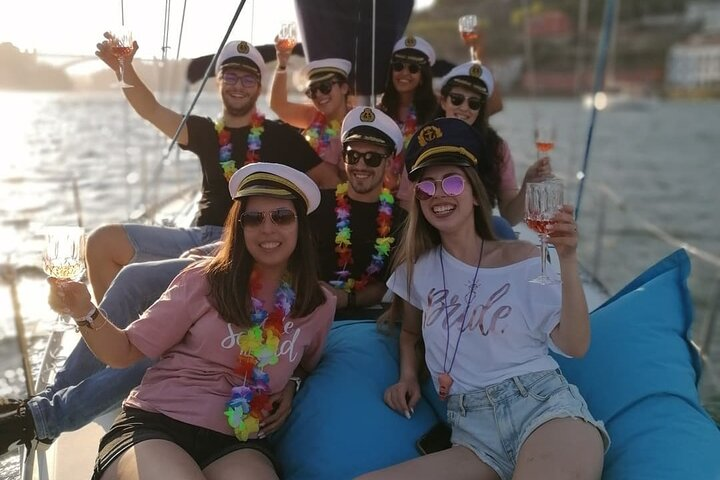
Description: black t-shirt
xmin=309 ymin=189 xmax=407 ymax=318
xmin=180 ymin=115 xmax=322 ymax=227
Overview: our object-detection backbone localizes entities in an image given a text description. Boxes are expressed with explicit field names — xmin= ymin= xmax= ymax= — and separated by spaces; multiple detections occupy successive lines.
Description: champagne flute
xmin=277 ymin=22 xmax=298 ymax=51
xmin=534 ymin=118 xmax=556 ymax=161
xmin=109 ymin=26 xmax=134 ymax=88
xmin=458 ymin=14 xmax=478 ymax=60
xmin=525 ymin=181 xmax=563 ymax=285
xmin=42 ymin=226 xmax=86 ymax=331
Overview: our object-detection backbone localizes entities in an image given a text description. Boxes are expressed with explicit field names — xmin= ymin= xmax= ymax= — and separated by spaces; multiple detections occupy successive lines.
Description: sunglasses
xmin=414 ymin=174 xmax=466 ymax=201
xmin=239 ymin=208 xmax=297 ymax=228
xmin=448 ymin=92 xmax=484 ymax=111
xmin=343 ymin=149 xmax=389 ymax=168
xmin=221 ymin=71 xmax=259 ymax=88
xmin=305 ymin=80 xmax=338 ymax=99
xmin=391 ymin=61 xmax=421 ymax=74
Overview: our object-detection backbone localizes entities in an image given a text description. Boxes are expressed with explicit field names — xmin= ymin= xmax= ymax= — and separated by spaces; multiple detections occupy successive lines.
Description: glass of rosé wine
xmin=458 ymin=14 xmax=478 ymax=59
xmin=109 ymin=26 xmax=134 ymax=88
xmin=42 ymin=226 xmax=86 ymax=330
xmin=534 ymin=118 xmax=556 ymax=161
xmin=277 ymin=22 xmax=298 ymax=51
xmin=525 ymin=180 xmax=564 ymax=284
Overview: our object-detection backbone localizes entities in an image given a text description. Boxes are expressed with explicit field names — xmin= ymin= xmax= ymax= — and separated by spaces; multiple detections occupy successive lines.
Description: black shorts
xmin=93 ymin=407 xmax=279 ymax=479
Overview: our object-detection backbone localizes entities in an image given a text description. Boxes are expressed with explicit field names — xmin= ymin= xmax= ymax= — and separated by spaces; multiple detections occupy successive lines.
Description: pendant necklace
xmin=437 ymin=239 xmax=484 ymax=401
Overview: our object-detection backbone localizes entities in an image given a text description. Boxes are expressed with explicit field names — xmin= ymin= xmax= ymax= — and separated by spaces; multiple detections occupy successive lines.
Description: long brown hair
xmin=204 ymin=197 xmax=325 ymax=326
xmin=379 ymin=165 xmax=496 ymax=326
xmin=380 ymin=62 xmax=438 ymax=125
xmin=435 ymin=82 xmax=503 ymax=208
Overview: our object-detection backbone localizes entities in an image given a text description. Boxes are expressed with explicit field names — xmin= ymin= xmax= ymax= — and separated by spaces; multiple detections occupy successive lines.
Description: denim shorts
xmin=123 ymin=224 xmax=224 ymax=262
xmin=447 ymin=369 xmax=610 ymax=480
xmin=93 ymin=407 xmax=279 ymax=479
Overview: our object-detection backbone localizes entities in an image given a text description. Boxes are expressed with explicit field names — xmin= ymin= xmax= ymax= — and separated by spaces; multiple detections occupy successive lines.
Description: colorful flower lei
xmin=330 ymin=182 xmax=395 ymax=293
xmin=224 ymin=269 xmax=295 ymax=441
xmin=215 ymin=111 xmax=265 ymax=182
xmin=399 ymin=104 xmax=417 ymax=148
xmin=303 ymin=112 xmax=340 ymax=157
xmin=385 ymin=105 xmax=416 ymax=186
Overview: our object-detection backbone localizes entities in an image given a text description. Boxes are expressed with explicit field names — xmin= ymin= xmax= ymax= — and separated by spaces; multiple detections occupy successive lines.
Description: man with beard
xmin=85 ymin=36 xmax=339 ymax=303
xmin=312 ymin=106 xmax=407 ymax=319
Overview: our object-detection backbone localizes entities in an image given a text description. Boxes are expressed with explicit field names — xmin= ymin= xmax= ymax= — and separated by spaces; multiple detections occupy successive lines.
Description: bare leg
xmin=86 ymin=224 xmax=135 ymax=302
xmin=355 ymin=445 xmax=499 ymax=480
xmin=513 ymin=417 xmax=604 ymax=480
xmin=204 ymin=448 xmax=278 ymax=480
xmin=100 ymin=439 xmax=205 ymax=480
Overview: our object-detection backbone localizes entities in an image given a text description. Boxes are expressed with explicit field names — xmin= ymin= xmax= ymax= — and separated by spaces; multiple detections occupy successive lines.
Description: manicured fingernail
xmin=404 ymin=410 xmax=411 ymax=419
xmin=258 ymin=432 xmax=265 ymax=439
xmin=410 ymin=407 xmax=415 ymax=415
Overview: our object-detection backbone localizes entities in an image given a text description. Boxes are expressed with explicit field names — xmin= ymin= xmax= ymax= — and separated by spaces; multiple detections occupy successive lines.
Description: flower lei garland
xmin=399 ymin=104 xmax=418 ymax=148
xmin=224 ymin=269 xmax=295 ymax=441
xmin=386 ymin=105 xmax=416 ymax=185
xmin=331 ymin=182 xmax=395 ymax=293
xmin=304 ymin=112 xmax=340 ymax=157
xmin=215 ymin=112 xmax=265 ymax=182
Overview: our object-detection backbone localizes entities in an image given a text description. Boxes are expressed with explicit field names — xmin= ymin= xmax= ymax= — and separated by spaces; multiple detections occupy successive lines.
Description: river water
xmin=0 ymin=91 xmax=718 ymax=477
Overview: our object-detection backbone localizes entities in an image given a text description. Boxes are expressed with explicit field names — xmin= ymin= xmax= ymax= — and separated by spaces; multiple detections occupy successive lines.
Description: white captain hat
xmin=228 ymin=162 xmax=321 ymax=213
xmin=300 ymin=58 xmax=352 ymax=87
xmin=440 ymin=61 xmax=494 ymax=97
xmin=391 ymin=35 xmax=436 ymax=66
xmin=215 ymin=40 xmax=265 ymax=79
xmin=341 ymin=106 xmax=404 ymax=156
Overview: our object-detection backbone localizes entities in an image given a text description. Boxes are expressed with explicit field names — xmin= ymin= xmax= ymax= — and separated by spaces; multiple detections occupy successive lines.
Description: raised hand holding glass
xmin=42 ymin=226 xmax=86 ymax=330
xmin=109 ymin=26 xmax=134 ymax=88
xmin=525 ymin=181 xmax=563 ymax=284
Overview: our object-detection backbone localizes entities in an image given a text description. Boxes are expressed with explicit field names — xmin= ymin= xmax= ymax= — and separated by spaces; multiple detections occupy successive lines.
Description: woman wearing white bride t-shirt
xmin=360 ymin=118 xmax=609 ymax=480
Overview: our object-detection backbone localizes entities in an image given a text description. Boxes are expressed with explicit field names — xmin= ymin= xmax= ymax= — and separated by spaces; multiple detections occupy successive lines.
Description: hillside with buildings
xmin=2 ymin=0 xmax=719 ymax=97
xmin=409 ymin=0 xmax=720 ymax=97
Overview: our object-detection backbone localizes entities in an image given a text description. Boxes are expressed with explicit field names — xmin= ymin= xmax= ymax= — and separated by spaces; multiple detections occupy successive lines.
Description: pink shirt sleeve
xmin=499 ymin=140 xmax=519 ymax=196
xmin=126 ymin=265 xmax=211 ymax=359
xmin=299 ymin=286 xmax=336 ymax=372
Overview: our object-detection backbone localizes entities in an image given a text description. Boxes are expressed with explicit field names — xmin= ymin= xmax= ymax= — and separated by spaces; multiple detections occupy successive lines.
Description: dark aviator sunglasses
xmin=305 ymin=80 xmax=338 ymax=99
xmin=239 ymin=208 xmax=297 ymax=228
xmin=343 ymin=149 xmax=389 ymax=168
xmin=414 ymin=174 xmax=466 ymax=201
xmin=391 ymin=61 xmax=421 ymax=74
xmin=448 ymin=92 xmax=484 ymax=111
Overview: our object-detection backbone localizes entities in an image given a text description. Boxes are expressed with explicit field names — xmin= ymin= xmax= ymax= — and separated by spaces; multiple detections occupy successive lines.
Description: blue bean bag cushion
xmin=273 ymin=249 xmax=720 ymax=480
xmin=271 ymin=321 xmax=439 ymax=480
xmin=552 ymin=249 xmax=720 ymax=479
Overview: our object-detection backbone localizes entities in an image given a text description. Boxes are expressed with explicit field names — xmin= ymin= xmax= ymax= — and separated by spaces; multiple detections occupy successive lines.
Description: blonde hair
xmin=379 ymin=165 xmax=496 ymax=327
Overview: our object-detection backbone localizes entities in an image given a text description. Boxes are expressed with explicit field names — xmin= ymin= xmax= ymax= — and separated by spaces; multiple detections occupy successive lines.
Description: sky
xmin=1 ymin=0 xmax=434 ymax=64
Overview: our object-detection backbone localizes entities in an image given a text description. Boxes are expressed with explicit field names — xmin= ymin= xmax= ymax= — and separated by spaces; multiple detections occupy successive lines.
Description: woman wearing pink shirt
xmin=47 ymin=163 xmax=336 ymax=480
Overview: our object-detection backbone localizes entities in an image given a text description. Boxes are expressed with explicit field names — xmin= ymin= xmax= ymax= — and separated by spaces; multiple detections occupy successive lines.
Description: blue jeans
xmin=447 ymin=370 xmax=609 ymax=480
xmin=28 ymin=258 xmax=196 ymax=440
xmin=124 ymin=224 xmax=224 ymax=263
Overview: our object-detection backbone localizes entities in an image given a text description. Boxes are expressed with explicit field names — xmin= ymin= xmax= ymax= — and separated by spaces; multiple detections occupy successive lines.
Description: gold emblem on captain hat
xmin=469 ymin=64 xmax=482 ymax=78
xmin=359 ymin=108 xmax=375 ymax=123
xmin=405 ymin=35 xmax=417 ymax=48
xmin=417 ymin=125 xmax=442 ymax=147
xmin=237 ymin=41 xmax=250 ymax=54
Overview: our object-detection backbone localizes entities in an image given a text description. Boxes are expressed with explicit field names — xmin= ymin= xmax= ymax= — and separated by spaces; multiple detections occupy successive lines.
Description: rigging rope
xmin=162 ymin=0 xmax=172 ymax=61
xmin=574 ymin=0 xmax=617 ymax=218
xmin=176 ymin=0 xmax=188 ymax=60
